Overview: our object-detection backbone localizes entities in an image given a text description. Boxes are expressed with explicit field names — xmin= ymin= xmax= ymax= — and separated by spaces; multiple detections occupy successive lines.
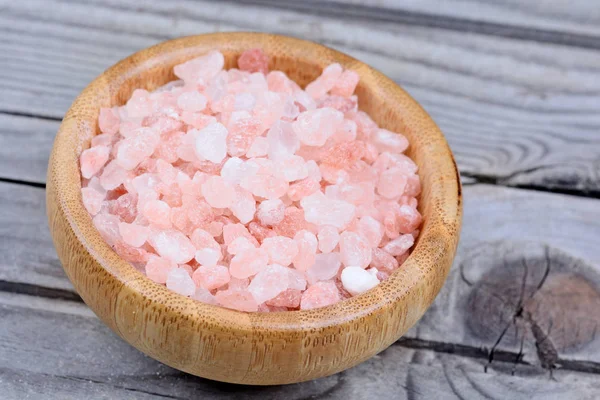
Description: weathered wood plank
xmin=1 ymin=291 xmax=599 ymax=399
xmin=3 ymin=178 xmax=600 ymax=368
xmin=1 ymin=0 xmax=599 ymax=192
xmin=0 ymin=114 xmax=58 ymax=184
xmin=319 ymin=0 xmax=600 ymax=38
xmin=409 ymin=184 xmax=600 ymax=369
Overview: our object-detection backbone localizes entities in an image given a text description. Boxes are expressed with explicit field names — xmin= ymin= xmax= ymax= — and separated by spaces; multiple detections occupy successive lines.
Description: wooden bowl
xmin=47 ymin=32 xmax=462 ymax=385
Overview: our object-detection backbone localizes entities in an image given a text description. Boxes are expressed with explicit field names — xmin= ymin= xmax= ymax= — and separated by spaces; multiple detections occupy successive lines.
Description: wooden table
xmin=1 ymin=1 xmax=599 ymax=398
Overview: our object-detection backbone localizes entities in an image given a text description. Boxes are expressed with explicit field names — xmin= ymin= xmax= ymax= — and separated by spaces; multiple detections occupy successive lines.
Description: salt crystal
xmin=142 ymin=199 xmax=172 ymax=229
xmin=317 ymin=225 xmax=339 ymax=253
xmin=341 ymin=266 xmax=379 ymax=296
xmin=370 ymin=247 xmax=399 ymax=272
xmin=229 ymin=247 xmax=269 ymax=279
xmin=339 ymin=231 xmax=372 ymax=268
xmin=194 ymin=248 xmax=222 ymax=267
xmin=82 ymin=187 xmax=105 ymax=215
xmin=292 ymin=230 xmax=318 ymax=271
xmin=80 ymin=146 xmax=110 ymax=179
xmin=194 ymin=123 xmax=228 ymax=163
xmin=177 ymin=91 xmax=207 ymax=112
xmin=248 ymin=264 xmax=290 ymax=304
xmin=148 ymin=230 xmax=195 ymax=264
xmin=166 ymin=267 xmax=196 ymax=296
xmin=192 ymin=264 xmax=230 ymax=290
xmin=307 ymin=252 xmax=342 ymax=284
xmin=228 ymin=236 xmax=255 ymax=255
xmin=276 ymin=155 xmax=308 ymax=182
xmin=300 ymin=191 xmax=356 ymax=230
xmin=118 ymin=222 xmax=148 ymax=247
xmin=192 ymin=287 xmax=219 ymax=305
xmin=330 ymin=70 xmax=360 ymax=98
xmin=267 ymin=120 xmax=299 ymax=161
xmin=215 ymin=289 xmax=258 ymax=312
xmin=145 ymin=256 xmax=177 ymax=284
xmin=266 ymin=288 xmax=301 ymax=308
xmin=256 ymin=199 xmax=285 ymax=226
xmin=397 ymin=205 xmax=422 ymax=234
xmin=261 ymin=236 xmax=299 ymax=267
xmin=246 ymin=136 xmax=269 ymax=158
xmin=201 ymin=176 xmax=234 ymax=208
xmin=355 ymin=216 xmax=384 ymax=248
xmin=99 ymin=107 xmax=120 ymax=135
xmin=382 ymin=234 xmax=414 ymax=256
xmin=300 ymin=281 xmax=340 ymax=310
xmin=377 ymin=168 xmax=408 ymax=199
xmin=174 ymin=50 xmax=224 ymax=84
xmin=292 ymin=108 xmax=343 ymax=147
xmin=238 ymin=48 xmax=269 ymax=74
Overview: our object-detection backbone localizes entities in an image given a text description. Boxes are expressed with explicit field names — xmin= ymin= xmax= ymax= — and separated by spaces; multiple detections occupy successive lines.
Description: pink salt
xmin=81 ymin=49 xmax=422 ymax=312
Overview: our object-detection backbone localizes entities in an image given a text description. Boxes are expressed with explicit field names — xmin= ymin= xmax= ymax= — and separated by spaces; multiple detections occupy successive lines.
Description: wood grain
xmin=2 ymin=291 xmax=600 ymax=399
xmin=2 ymin=0 xmax=599 ymax=193
xmin=46 ymin=32 xmax=461 ymax=385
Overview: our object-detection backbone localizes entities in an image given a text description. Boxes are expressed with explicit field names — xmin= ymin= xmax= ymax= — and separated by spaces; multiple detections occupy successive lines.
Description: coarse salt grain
xmin=81 ymin=48 xmax=421 ymax=312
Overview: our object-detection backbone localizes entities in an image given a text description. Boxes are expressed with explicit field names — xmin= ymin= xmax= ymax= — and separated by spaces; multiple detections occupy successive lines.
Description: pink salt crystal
xmin=300 ymin=281 xmax=340 ymax=310
xmin=371 ymin=129 xmax=409 ymax=154
xmin=206 ymin=221 xmax=224 ymax=237
xmin=292 ymin=230 xmax=318 ymax=271
xmin=317 ymin=226 xmax=340 ymax=253
xmin=108 ymin=193 xmax=137 ymax=223
xmin=248 ymin=222 xmax=276 ymax=243
xmin=266 ymin=120 xmax=299 ymax=161
xmin=166 ymin=267 xmax=196 ymax=296
xmin=339 ymin=231 xmax=372 ymax=268
xmin=118 ymin=222 xmax=148 ymax=248
xmin=93 ymin=213 xmax=121 ymax=246
xmin=181 ymin=112 xmax=217 ymax=130
xmin=228 ymin=277 xmax=250 ymax=291
xmin=114 ymin=241 xmax=149 ymax=263
xmin=261 ymin=236 xmax=299 ymax=267
xmin=81 ymin=187 xmax=105 ymax=215
xmin=300 ymin=191 xmax=356 ymax=230
xmin=98 ymin=107 xmax=120 ymax=135
xmin=192 ymin=287 xmax=218 ymax=305
xmin=347 ymin=111 xmax=378 ymax=141
xmin=288 ymin=268 xmax=308 ymax=290
xmin=201 ymin=176 xmax=234 ymax=209
xmin=148 ymin=229 xmax=195 ymax=264
xmin=307 ymin=252 xmax=342 ymax=285
xmin=318 ymin=96 xmax=357 ymax=113
xmin=116 ymin=127 xmax=160 ymax=170
xmin=248 ymin=264 xmax=290 ymax=304
xmin=240 ymin=169 xmax=289 ymax=200
xmin=192 ymin=264 xmax=230 ymax=290
xmin=256 ymin=198 xmax=285 ymax=226
xmin=305 ymin=63 xmax=343 ymax=99
xmin=222 ymin=223 xmax=259 ymax=247
xmin=220 ymin=157 xmax=259 ymax=186
xmin=177 ymin=91 xmax=207 ymax=112
xmin=229 ymin=247 xmax=269 ymax=279
xmin=273 ymin=207 xmax=311 ymax=238
xmin=266 ymin=288 xmax=302 ymax=308
xmin=377 ymin=167 xmax=408 ymax=199
xmin=190 ymin=228 xmax=220 ymax=251
xmin=91 ymin=133 xmax=116 ymax=147
xmin=174 ymin=50 xmax=224 ymax=84
xmin=287 ymin=178 xmax=320 ymax=202
xmin=194 ymin=123 xmax=228 ymax=163
xmin=383 ymin=234 xmax=414 ymax=256
xmin=276 ymin=155 xmax=308 ymax=182
xmin=80 ymin=146 xmax=110 ymax=179
xmin=227 ymin=236 xmax=256 ymax=255
xmin=215 ymin=289 xmax=258 ymax=312
xmin=292 ymin=108 xmax=344 ymax=147
xmin=383 ymin=210 xmax=400 ymax=240
xmin=397 ymin=205 xmax=422 ymax=234
xmin=267 ymin=71 xmax=295 ymax=93
xmin=320 ymin=141 xmax=366 ymax=169
xmin=332 ymin=120 xmax=358 ymax=144
xmin=355 ymin=216 xmax=384 ymax=248
xmin=370 ymin=248 xmax=399 ymax=273
xmin=238 ymin=48 xmax=269 ymax=74
xmin=330 ymin=69 xmax=360 ymax=98
xmin=404 ymin=175 xmax=421 ymax=197
xmin=194 ymin=248 xmax=222 ymax=267
xmin=155 ymin=159 xmax=178 ymax=183
xmin=145 ymin=255 xmax=177 ymax=284
xmin=340 ymin=266 xmax=379 ymax=296
xmin=246 ymin=136 xmax=269 ymax=158
xmin=142 ymin=200 xmax=172 ymax=229
xmin=230 ymin=186 xmax=256 ymax=224
xmin=233 ymin=92 xmax=256 ymax=111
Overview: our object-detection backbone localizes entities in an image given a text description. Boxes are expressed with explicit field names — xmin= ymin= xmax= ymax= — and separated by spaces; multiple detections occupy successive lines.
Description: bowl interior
xmin=48 ymin=32 xmax=461 ymax=384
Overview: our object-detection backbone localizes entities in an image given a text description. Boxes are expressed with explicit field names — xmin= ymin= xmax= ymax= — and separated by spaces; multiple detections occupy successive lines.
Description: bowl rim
xmin=49 ymin=32 xmax=462 ymax=334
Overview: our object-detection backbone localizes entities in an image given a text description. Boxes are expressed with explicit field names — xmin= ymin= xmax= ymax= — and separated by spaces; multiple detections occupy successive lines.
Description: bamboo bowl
xmin=47 ymin=32 xmax=462 ymax=385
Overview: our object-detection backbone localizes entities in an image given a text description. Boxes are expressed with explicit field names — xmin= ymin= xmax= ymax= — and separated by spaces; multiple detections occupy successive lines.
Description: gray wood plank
xmin=1 ymin=291 xmax=599 ymax=399
xmin=0 ymin=114 xmax=58 ymax=184
xmin=409 ymin=183 xmax=600 ymax=369
xmin=3 ymin=178 xmax=600 ymax=368
xmin=1 ymin=0 xmax=599 ymax=192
